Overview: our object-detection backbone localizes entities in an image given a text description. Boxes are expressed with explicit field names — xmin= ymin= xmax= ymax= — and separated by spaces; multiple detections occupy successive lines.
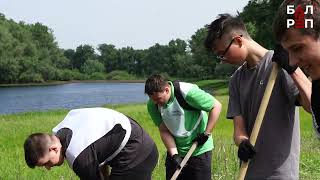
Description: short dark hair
xmin=144 ymin=74 xmax=169 ymax=95
xmin=273 ymin=0 xmax=320 ymax=41
xmin=24 ymin=133 xmax=50 ymax=168
xmin=205 ymin=13 xmax=250 ymax=51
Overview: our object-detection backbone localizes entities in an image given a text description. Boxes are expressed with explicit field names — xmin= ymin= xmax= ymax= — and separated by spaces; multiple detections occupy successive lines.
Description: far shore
xmin=0 ymin=79 xmax=146 ymax=87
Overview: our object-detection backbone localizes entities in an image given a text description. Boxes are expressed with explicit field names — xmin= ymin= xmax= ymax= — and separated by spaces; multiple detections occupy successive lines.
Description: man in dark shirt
xmin=23 ymin=107 xmax=158 ymax=180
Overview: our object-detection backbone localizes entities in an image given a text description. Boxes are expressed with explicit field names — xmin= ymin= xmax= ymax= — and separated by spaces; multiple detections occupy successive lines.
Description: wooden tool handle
xmin=170 ymin=142 xmax=198 ymax=180
xmin=238 ymin=63 xmax=279 ymax=180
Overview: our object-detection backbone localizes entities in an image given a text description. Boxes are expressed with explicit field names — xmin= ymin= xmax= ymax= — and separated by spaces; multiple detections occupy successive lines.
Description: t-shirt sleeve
xmin=227 ymin=75 xmax=241 ymax=119
xmin=72 ymin=146 xmax=102 ymax=180
xmin=147 ymin=99 xmax=162 ymax=127
xmin=184 ymin=84 xmax=216 ymax=112
xmin=279 ymin=69 xmax=299 ymax=105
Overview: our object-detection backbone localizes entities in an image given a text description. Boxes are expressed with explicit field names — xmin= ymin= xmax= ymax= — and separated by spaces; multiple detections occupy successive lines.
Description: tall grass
xmin=0 ymin=80 xmax=319 ymax=179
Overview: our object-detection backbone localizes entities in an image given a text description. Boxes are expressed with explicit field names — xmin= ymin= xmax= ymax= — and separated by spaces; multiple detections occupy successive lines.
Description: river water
xmin=0 ymin=82 xmax=148 ymax=114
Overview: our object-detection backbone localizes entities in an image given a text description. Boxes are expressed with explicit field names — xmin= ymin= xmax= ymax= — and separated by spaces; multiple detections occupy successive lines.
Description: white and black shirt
xmin=54 ymin=108 xmax=155 ymax=180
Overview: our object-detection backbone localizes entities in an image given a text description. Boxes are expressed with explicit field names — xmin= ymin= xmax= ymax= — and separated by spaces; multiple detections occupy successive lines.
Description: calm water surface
xmin=0 ymin=83 xmax=148 ymax=114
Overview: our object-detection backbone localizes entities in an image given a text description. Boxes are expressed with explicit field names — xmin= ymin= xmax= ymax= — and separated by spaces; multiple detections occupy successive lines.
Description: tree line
xmin=0 ymin=0 xmax=280 ymax=83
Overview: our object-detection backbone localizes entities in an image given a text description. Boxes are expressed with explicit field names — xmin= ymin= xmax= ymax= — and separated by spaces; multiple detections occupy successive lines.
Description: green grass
xmin=1 ymin=80 xmax=320 ymax=179
xmin=195 ymin=79 xmax=229 ymax=96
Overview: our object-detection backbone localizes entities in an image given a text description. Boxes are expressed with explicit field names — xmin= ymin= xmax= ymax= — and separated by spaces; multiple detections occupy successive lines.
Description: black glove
xmin=171 ymin=154 xmax=183 ymax=170
xmin=272 ymin=44 xmax=297 ymax=74
xmin=238 ymin=139 xmax=256 ymax=162
xmin=193 ymin=132 xmax=210 ymax=146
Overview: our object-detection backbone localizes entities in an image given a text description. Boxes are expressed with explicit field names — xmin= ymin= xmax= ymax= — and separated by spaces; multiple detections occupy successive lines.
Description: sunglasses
xmin=216 ymin=35 xmax=243 ymax=60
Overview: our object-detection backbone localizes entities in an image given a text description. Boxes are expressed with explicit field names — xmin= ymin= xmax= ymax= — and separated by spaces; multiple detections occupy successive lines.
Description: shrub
xmin=106 ymin=70 xmax=136 ymax=80
xmin=81 ymin=59 xmax=105 ymax=75
xmin=89 ymin=72 xmax=106 ymax=80
xmin=19 ymin=71 xmax=43 ymax=83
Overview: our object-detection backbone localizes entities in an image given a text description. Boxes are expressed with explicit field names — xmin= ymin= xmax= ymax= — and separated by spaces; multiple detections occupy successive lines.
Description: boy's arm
xmin=233 ymin=115 xmax=249 ymax=146
xmin=290 ymin=68 xmax=312 ymax=112
xmin=147 ymin=100 xmax=179 ymax=155
xmin=73 ymin=149 xmax=103 ymax=180
xmin=147 ymin=100 xmax=163 ymax=126
xmin=234 ymin=115 xmax=256 ymax=162
xmin=159 ymin=122 xmax=178 ymax=156
xmin=184 ymin=84 xmax=222 ymax=135
xmin=272 ymin=44 xmax=311 ymax=112
xmin=205 ymin=99 xmax=222 ymax=134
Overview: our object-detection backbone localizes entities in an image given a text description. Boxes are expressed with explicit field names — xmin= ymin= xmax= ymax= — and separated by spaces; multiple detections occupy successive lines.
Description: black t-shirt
xmin=312 ymin=79 xmax=320 ymax=136
xmin=56 ymin=117 xmax=155 ymax=180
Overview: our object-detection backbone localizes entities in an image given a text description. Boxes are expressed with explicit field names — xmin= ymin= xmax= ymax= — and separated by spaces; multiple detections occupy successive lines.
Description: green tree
xmin=81 ymin=59 xmax=105 ymax=75
xmin=73 ymin=44 xmax=96 ymax=70
xmin=0 ymin=57 xmax=20 ymax=83
xmin=167 ymin=39 xmax=188 ymax=75
xmin=141 ymin=43 xmax=168 ymax=75
xmin=0 ymin=14 xmax=70 ymax=83
xmin=240 ymin=0 xmax=283 ymax=48
xmin=189 ymin=27 xmax=217 ymax=78
xmin=29 ymin=22 xmax=56 ymax=49
xmin=98 ymin=44 xmax=118 ymax=72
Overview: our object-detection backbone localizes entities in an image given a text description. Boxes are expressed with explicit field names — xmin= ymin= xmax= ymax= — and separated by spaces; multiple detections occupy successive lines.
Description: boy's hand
xmin=171 ymin=154 xmax=183 ymax=170
xmin=238 ymin=139 xmax=256 ymax=162
xmin=192 ymin=132 xmax=210 ymax=146
xmin=272 ymin=44 xmax=297 ymax=74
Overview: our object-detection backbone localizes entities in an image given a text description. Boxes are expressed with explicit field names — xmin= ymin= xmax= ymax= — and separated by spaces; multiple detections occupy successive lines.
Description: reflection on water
xmin=0 ymin=83 xmax=148 ymax=114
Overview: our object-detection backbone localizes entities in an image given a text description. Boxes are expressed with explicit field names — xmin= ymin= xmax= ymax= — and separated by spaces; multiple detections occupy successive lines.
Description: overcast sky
xmin=0 ymin=0 xmax=249 ymax=50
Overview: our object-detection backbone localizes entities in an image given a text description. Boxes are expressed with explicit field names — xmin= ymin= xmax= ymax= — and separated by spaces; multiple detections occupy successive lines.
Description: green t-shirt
xmin=147 ymin=81 xmax=216 ymax=156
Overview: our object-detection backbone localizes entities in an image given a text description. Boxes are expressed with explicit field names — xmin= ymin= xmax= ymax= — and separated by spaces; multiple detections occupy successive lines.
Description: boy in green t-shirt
xmin=145 ymin=74 xmax=222 ymax=180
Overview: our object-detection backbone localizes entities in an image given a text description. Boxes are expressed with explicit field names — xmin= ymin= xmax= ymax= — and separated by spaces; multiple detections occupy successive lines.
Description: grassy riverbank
xmin=0 ymin=80 xmax=319 ymax=179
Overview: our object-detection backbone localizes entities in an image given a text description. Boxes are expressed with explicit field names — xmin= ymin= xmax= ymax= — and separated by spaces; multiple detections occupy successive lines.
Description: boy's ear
xmin=49 ymin=146 xmax=58 ymax=153
xmin=164 ymin=85 xmax=170 ymax=93
xmin=234 ymin=35 xmax=243 ymax=47
xmin=48 ymin=138 xmax=61 ymax=153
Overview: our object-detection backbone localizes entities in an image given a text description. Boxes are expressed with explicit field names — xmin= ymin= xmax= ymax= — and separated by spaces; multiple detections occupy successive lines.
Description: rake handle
xmin=238 ymin=63 xmax=279 ymax=180
xmin=170 ymin=142 xmax=198 ymax=180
